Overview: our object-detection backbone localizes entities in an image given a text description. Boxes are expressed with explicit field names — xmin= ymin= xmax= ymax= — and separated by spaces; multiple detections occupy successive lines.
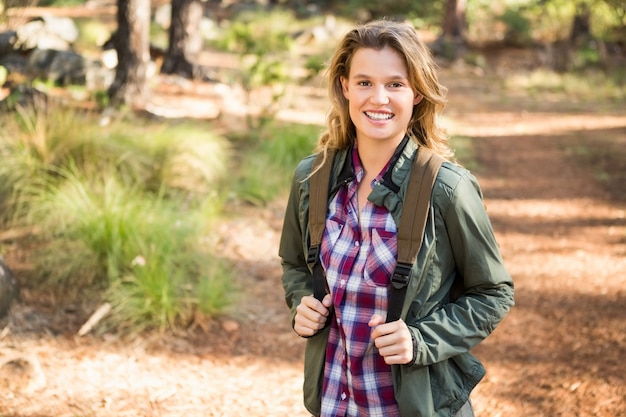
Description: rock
xmin=0 ymin=30 xmax=17 ymax=56
xmin=221 ymin=319 xmax=240 ymax=333
xmin=0 ymin=350 xmax=47 ymax=394
xmin=28 ymin=48 xmax=86 ymax=86
xmin=15 ymin=15 xmax=78 ymax=51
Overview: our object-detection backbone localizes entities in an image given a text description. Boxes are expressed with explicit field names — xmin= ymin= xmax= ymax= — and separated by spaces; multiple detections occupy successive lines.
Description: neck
xmin=356 ymin=138 xmax=403 ymax=176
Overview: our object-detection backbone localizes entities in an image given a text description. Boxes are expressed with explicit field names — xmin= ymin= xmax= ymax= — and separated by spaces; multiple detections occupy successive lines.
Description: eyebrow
xmin=351 ymin=73 xmax=409 ymax=81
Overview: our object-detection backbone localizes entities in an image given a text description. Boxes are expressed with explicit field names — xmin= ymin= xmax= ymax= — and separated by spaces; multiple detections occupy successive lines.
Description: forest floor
xmin=0 ymin=28 xmax=625 ymax=417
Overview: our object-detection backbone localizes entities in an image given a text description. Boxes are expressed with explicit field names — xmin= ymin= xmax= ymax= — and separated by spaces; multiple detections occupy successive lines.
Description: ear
xmin=413 ymin=94 xmax=423 ymax=106
xmin=340 ymin=76 xmax=349 ymax=99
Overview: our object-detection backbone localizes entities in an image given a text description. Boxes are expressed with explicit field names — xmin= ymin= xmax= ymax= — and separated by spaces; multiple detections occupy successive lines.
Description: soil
xmin=1 ymin=19 xmax=626 ymax=417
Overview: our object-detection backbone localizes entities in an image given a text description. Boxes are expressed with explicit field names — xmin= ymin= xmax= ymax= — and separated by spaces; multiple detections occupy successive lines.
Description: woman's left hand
xmin=369 ymin=314 xmax=414 ymax=365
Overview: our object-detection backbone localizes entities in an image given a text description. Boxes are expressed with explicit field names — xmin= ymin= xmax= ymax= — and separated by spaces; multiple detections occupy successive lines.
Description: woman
xmin=279 ymin=19 xmax=514 ymax=417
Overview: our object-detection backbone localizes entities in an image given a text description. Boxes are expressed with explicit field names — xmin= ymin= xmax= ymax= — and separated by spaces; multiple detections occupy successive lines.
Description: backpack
xmin=307 ymin=146 xmax=444 ymax=323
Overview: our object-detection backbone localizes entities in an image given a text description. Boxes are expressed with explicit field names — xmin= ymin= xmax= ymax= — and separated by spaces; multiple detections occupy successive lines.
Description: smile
xmin=365 ymin=112 xmax=394 ymax=121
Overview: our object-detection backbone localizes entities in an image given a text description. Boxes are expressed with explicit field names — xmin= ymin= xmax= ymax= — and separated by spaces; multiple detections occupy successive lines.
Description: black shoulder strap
xmin=386 ymin=148 xmax=444 ymax=322
xmin=307 ymin=149 xmax=336 ymax=301
xmin=307 ymin=147 xmax=444 ymax=321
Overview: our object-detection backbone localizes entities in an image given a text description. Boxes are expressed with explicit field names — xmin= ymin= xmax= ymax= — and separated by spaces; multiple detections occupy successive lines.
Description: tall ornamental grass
xmin=0 ymin=104 xmax=233 ymax=333
xmin=232 ymin=122 xmax=321 ymax=205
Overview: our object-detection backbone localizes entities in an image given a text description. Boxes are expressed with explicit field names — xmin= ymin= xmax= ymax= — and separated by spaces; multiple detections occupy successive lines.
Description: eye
xmin=389 ymin=82 xmax=404 ymax=88
xmin=357 ymin=80 xmax=371 ymax=87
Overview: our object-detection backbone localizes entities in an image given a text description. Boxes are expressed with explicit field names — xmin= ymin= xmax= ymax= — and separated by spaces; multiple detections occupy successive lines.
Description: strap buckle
xmin=391 ymin=262 xmax=412 ymax=289
xmin=307 ymin=245 xmax=320 ymax=266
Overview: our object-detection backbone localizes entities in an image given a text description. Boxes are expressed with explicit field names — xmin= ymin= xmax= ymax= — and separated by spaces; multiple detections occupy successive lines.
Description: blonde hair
xmin=315 ymin=20 xmax=454 ymax=166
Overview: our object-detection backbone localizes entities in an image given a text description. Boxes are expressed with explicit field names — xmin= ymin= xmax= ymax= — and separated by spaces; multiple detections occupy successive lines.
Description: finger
xmin=374 ymin=326 xmax=413 ymax=364
xmin=302 ymin=295 xmax=330 ymax=317
xmin=370 ymin=316 xmax=396 ymax=340
xmin=380 ymin=351 xmax=413 ymax=365
xmin=322 ymin=293 xmax=333 ymax=308
xmin=294 ymin=296 xmax=330 ymax=336
xmin=294 ymin=311 xmax=325 ymax=336
xmin=296 ymin=302 xmax=326 ymax=325
xmin=368 ymin=314 xmax=385 ymax=328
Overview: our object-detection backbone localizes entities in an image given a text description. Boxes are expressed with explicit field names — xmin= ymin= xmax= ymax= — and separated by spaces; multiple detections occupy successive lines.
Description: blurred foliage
xmin=467 ymin=0 xmax=625 ymax=44
xmin=505 ymin=68 xmax=626 ymax=102
xmin=0 ymin=103 xmax=233 ymax=333
xmin=2 ymin=0 xmax=86 ymax=6
xmin=449 ymin=136 xmax=479 ymax=171
xmin=498 ymin=7 xmax=533 ymax=46
xmin=304 ymin=53 xmax=327 ymax=80
xmin=1 ymin=0 xmax=624 ymax=336
xmin=228 ymin=121 xmax=320 ymax=206
xmin=563 ymin=131 xmax=626 ymax=202
xmin=73 ymin=18 xmax=114 ymax=54
xmin=337 ymin=0 xmax=443 ymax=27
xmin=213 ymin=9 xmax=295 ymax=129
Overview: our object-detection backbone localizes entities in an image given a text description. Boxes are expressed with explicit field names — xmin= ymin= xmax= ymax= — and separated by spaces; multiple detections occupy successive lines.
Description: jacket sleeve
xmin=411 ymin=170 xmax=514 ymax=366
xmin=279 ymin=162 xmax=315 ymax=328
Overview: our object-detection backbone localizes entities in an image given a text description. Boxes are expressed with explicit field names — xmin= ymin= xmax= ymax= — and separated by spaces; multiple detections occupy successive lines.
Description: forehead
xmin=348 ymin=46 xmax=408 ymax=78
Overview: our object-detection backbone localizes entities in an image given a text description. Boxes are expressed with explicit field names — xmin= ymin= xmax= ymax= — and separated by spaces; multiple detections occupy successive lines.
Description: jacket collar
xmin=330 ymin=136 xmax=419 ymax=223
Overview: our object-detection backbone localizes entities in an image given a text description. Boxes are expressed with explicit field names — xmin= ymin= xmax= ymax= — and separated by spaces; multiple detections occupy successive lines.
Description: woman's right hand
xmin=294 ymin=294 xmax=332 ymax=337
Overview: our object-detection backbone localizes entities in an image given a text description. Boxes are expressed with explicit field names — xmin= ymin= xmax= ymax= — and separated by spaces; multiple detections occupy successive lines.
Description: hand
xmin=369 ymin=314 xmax=414 ymax=365
xmin=294 ymin=294 xmax=332 ymax=337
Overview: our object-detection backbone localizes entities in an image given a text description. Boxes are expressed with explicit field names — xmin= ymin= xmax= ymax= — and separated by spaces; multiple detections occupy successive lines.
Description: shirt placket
xmin=333 ymin=176 xmax=362 ymax=415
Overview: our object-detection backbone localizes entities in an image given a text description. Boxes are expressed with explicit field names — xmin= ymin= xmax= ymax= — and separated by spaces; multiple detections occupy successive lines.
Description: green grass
xmin=505 ymin=69 xmax=626 ymax=105
xmin=563 ymin=132 xmax=626 ymax=203
xmin=0 ymin=104 xmax=233 ymax=333
xmin=450 ymin=135 xmax=479 ymax=171
xmin=230 ymin=121 xmax=320 ymax=205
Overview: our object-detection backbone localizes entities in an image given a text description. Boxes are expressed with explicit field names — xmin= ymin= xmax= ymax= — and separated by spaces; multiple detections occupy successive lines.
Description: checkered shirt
xmin=318 ymin=149 xmax=401 ymax=417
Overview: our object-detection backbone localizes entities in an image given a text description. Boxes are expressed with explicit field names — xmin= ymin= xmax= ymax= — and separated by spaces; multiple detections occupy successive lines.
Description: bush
xmin=213 ymin=9 xmax=295 ymax=128
xmin=0 ymin=104 xmax=233 ymax=333
xmin=230 ymin=122 xmax=320 ymax=205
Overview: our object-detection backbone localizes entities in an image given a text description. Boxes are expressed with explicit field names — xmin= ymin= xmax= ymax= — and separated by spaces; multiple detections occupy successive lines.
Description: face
xmin=341 ymin=46 xmax=422 ymax=148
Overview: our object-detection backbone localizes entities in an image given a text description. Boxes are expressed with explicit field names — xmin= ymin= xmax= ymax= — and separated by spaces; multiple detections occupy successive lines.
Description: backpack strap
xmin=386 ymin=148 xmax=444 ymax=322
xmin=307 ymin=149 xmax=336 ymax=301
xmin=307 ymin=146 xmax=444 ymax=322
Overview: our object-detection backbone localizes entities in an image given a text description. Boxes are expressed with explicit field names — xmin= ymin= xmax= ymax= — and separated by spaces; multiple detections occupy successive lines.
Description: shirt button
xmin=341 ymin=392 xmax=347 ymax=400
xmin=340 ymin=279 xmax=346 ymax=287
xmin=354 ymin=241 xmax=359 ymax=247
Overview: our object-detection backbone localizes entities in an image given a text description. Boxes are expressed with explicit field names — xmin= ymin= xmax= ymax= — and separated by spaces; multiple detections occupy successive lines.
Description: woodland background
xmin=0 ymin=0 xmax=624 ymax=416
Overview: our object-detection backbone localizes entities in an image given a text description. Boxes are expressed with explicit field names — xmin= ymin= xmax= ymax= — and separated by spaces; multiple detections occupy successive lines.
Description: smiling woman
xmin=279 ymin=19 xmax=514 ymax=417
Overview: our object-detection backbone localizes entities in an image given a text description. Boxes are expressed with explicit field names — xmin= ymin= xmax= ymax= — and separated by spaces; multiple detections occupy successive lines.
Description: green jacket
xmin=279 ymin=140 xmax=514 ymax=417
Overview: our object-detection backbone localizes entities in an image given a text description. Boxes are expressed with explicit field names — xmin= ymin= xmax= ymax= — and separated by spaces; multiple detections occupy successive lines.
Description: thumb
xmin=368 ymin=314 xmax=385 ymax=328
xmin=322 ymin=293 xmax=333 ymax=308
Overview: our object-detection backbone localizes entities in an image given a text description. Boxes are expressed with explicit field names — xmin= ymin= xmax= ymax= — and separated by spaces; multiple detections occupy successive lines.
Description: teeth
xmin=366 ymin=112 xmax=393 ymax=120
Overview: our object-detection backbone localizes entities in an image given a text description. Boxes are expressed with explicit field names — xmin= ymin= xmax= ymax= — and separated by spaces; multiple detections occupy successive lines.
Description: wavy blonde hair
xmin=314 ymin=20 xmax=454 ymax=168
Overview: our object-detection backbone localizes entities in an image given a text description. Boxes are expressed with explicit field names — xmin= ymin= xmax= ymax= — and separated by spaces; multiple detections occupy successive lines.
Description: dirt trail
xmin=1 ymin=68 xmax=626 ymax=416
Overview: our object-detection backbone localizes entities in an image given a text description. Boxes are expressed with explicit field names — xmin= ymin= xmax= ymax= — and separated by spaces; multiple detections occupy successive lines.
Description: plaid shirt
xmin=319 ymin=149 xmax=400 ymax=417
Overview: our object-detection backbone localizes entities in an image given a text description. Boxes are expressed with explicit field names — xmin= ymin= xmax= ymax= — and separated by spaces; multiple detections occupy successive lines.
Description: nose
xmin=370 ymin=85 xmax=389 ymax=105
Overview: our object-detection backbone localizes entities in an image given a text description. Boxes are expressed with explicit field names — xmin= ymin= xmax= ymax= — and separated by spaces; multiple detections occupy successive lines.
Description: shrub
xmin=213 ymin=9 xmax=295 ymax=128
xmin=0 ymin=104 xmax=233 ymax=332
xmin=231 ymin=122 xmax=320 ymax=205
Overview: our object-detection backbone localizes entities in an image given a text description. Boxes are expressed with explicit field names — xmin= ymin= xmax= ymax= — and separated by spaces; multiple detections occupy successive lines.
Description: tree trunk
xmin=434 ymin=0 xmax=467 ymax=60
xmin=160 ymin=0 xmax=203 ymax=79
xmin=570 ymin=2 xmax=592 ymax=46
xmin=107 ymin=0 xmax=151 ymax=108
xmin=442 ymin=0 xmax=467 ymax=41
